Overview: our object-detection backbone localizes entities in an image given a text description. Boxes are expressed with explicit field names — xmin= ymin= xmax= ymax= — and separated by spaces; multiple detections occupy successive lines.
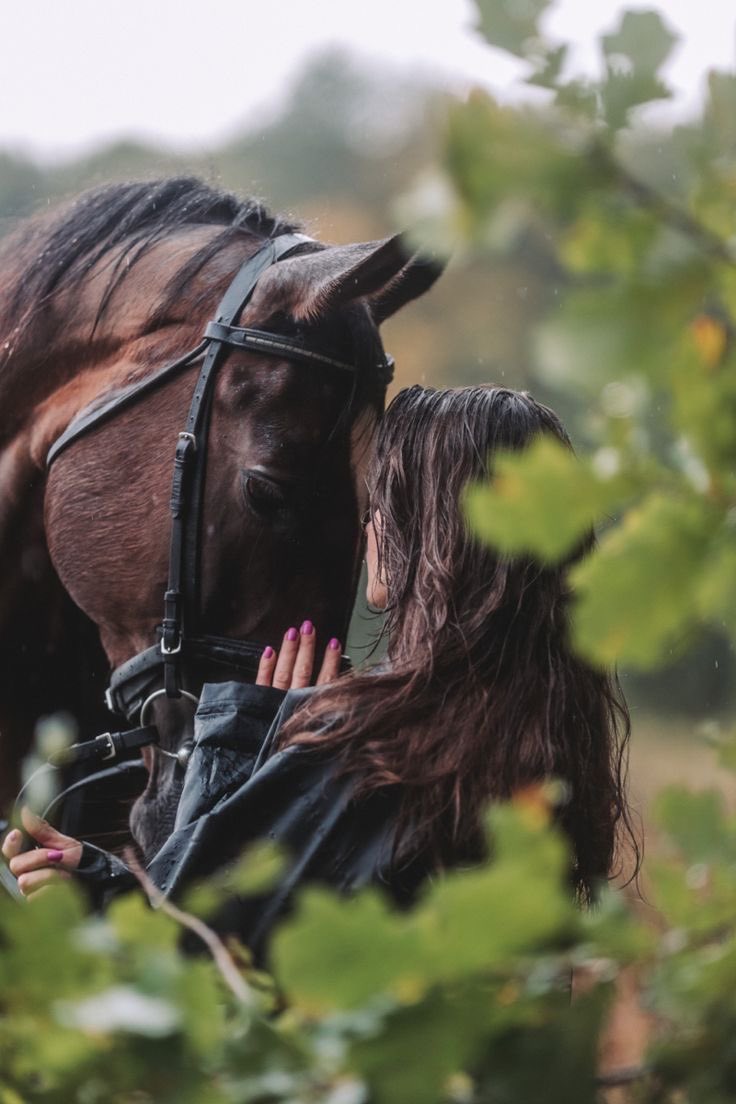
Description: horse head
xmin=0 ymin=179 xmax=443 ymax=855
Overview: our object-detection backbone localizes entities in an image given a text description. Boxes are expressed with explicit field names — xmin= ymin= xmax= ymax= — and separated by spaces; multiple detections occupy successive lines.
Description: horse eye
xmin=241 ymin=472 xmax=291 ymax=519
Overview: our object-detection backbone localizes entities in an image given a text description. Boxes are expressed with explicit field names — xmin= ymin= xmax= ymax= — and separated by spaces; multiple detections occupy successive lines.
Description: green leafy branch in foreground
xmin=0 ymin=799 xmax=644 ymax=1104
xmin=6 ymin=783 xmax=736 ymax=1102
xmin=408 ymin=0 xmax=736 ymax=673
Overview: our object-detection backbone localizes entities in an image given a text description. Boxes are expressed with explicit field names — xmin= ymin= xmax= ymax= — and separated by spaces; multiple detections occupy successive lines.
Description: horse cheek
xmin=44 ymin=446 xmax=169 ymax=667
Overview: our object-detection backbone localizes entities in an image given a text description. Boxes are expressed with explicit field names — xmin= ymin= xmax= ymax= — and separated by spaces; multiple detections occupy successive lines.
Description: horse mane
xmin=0 ymin=177 xmax=302 ymax=393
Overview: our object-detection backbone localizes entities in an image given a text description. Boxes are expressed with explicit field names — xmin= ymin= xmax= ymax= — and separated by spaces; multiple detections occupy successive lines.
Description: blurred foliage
xmin=6 ymin=3 xmax=736 ymax=1099
xmin=0 ymin=802 xmax=647 ymax=1104
xmin=450 ymin=4 xmax=736 ymax=703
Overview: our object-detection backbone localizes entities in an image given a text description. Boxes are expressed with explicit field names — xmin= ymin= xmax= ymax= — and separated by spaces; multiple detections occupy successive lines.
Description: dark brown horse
xmin=0 ymin=178 xmax=441 ymax=857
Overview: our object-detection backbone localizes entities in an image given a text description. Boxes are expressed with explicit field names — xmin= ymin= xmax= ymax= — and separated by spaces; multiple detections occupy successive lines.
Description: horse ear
xmin=366 ymin=253 xmax=446 ymax=325
xmin=240 ymin=234 xmax=423 ymax=325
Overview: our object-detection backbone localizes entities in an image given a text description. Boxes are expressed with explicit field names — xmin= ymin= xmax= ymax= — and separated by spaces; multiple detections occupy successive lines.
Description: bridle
xmin=46 ymin=232 xmax=394 ymax=753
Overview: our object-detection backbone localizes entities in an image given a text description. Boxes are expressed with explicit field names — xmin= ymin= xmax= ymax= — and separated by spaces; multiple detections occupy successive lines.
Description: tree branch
xmin=124 ymin=848 xmax=256 ymax=1008
xmin=592 ymin=142 xmax=736 ymax=267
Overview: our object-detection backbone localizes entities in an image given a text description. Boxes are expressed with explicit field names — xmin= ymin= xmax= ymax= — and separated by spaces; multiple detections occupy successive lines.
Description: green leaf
xmin=464 ymin=436 xmax=636 ymax=563
xmin=273 ymin=805 xmax=574 ymax=1012
xmin=577 ymin=887 xmax=654 ymax=963
xmin=472 ymin=986 xmax=610 ymax=1104
xmin=601 ymin=9 xmax=678 ymax=76
xmin=702 ymin=70 xmax=736 ymax=160
xmin=108 ymin=891 xmax=179 ymax=952
xmin=554 ymin=78 xmax=599 ymax=119
xmin=273 ymin=888 xmax=423 ymax=1012
xmin=598 ymin=10 xmax=678 ymax=128
xmin=600 ymin=70 xmax=672 ymax=130
xmin=183 ymin=841 xmax=287 ymax=920
xmin=474 ymin=0 xmax=552 ymax=59
xmin=528 ymin=44 xmax=567 ymax=90
xmin=348 ymin=982 xmax=496 ymax=1104
xmin=696 ymin=535 xmax=736 ymax=638
xmin=655 ymin=787 xmax=736 ymax=865
xmin=443 ymin=94 xmax=585 ymax=238
xmin=600 ymin=10 xmax=679 ymax=128
xmin=570 ymin=492 xmax=720 ymax=668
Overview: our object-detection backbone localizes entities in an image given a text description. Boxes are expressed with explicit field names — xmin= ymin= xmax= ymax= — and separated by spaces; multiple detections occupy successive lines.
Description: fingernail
xmin=7 ymin=829 xmax=19 ymax=842
xmin=300 ymin=620 xmax=314 ymax=635
xmin=47 ymin=850 xmax=64 ymax=863
xmin=329 ymin=638 xmax=341 ymax=651
xmin=286 ymin=627 xmax=299 ymax=642
xmin=262 ymin=646 xmax=274 ymax=659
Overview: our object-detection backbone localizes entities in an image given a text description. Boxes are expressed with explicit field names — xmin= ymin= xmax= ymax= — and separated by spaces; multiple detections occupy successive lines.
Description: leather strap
xmin=47 ymin=725 xmax=158 ymax=767
xmin=106 ymin=633 xmax=351 ymax=724
xmin=47 ymin=342 xmax=209 ymax=467
xmin=204 ymin=322 xmax=358 ymax=374
xmin=160 ymin=233 xmax=314 ymax=695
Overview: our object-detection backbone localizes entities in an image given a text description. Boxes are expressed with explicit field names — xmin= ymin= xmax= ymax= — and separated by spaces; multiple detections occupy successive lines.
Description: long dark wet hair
xmin=280 ymin=385 xmax=637 ymax=903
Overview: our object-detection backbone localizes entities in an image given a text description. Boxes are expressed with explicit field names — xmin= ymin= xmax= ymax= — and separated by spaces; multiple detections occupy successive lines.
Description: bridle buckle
xmin=98 ymin=733 xmax=116 ymax=761
xmin=160 ymin=634 xmax=183 ymax=656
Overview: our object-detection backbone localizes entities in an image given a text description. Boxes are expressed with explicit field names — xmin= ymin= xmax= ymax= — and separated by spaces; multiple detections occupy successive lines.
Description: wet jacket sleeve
xmin=74 ymin=842 xmax=138 ymax=906
xmin=67 ymin=681 xmax=288 ymax=905
xmin=64 ymin=681 xmax=429 ymax=956
xmin=144 ymin=682 xmax=428 ymax=957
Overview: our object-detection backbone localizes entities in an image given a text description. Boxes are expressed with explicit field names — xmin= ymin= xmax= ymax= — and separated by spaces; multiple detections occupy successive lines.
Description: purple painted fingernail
xmin=262 ymin=645 xmax=274 ymax=659
xmin=286 ymin=627 xmax=299 ymax=642
xmin=300 ymin=620 xmax=314 ymax=635
xmin=328 ymin=638 xmax=341 ymax=651
xmin=47 ymin=850 xmax=64 ymax=863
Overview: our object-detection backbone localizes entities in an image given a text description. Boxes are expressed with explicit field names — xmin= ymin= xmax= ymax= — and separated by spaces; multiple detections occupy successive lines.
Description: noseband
xmin=47 ymin=233 xmax=393 ymax=729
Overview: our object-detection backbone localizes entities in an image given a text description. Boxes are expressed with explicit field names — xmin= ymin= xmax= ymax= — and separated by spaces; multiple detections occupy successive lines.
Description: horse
xmin=0 ymin=177 xmax=442 ymax=858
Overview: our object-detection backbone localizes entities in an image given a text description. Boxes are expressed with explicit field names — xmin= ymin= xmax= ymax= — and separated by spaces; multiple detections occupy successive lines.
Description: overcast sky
xmin=1 ymin=0 xmax=733 ymax=161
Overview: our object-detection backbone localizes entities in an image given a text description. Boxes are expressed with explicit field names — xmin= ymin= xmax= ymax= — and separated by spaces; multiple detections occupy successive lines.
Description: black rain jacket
xmin=76 ymin=681 xmax=430 ymax=958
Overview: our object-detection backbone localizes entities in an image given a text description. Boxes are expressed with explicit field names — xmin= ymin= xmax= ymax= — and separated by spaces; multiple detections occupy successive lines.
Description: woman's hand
xmin=2 ymin=807 xmax=82 ymax=899
xmin=256 ymin=621 xmax=342 ymax=690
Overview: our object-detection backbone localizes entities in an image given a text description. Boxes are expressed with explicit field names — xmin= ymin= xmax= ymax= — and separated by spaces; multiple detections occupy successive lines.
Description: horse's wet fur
xmin=0 ymin=177 xmax=442 ymax=855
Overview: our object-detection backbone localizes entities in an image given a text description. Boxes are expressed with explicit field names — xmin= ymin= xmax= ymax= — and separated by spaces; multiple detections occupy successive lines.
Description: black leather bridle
xmin=46 ymin=232 xmax=393 ymax=746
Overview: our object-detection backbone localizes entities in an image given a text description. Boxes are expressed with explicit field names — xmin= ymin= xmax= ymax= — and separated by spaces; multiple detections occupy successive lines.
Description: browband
xmin=204 ymin=321 xmax=394 ymax=380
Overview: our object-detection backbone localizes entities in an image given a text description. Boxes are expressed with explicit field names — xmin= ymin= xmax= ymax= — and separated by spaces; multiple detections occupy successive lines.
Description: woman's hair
xmin=280 ymin=384 xmax=637 ymax=903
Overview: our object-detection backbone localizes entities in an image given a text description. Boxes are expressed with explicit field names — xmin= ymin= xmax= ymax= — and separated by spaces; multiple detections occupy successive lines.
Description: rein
xmin=46 ymin=232 xmax=393 ymax=729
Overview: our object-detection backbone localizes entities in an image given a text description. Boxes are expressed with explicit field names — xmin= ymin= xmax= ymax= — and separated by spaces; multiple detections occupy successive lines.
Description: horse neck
xmin=0 ymin=225 xmax=237 ymax=445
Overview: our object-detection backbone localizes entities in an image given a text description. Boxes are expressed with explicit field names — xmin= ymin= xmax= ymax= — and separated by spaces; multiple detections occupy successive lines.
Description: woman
xmin=2 ymin=386 xmax=635 ymax=955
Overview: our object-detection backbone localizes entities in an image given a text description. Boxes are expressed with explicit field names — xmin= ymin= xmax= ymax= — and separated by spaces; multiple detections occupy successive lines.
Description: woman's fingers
xmin=2 ymin=827 xmax=23 ymax=862
xmin=273 ymin=623 xmax=318 ymax=690
xmin=291 ymin=622 xmax=316 ymax=689
xmin=256 ymin=645 xmax=277 ymax=686
xmin=17 ymin=867 xmax=71 ymax=897
xmin=2 ymin=810 xmax=82 ymax=899
xmin=262 ymin=623 xmax=340 ymax=690
xmin=15 ymin=808 xmax=82 ymax=870
xmin=9 ymin=844 xmax=77 ymax=877
xmin=272 ymin=627 xmax=300 ymax=690
xmin=316 ymin=638 xmax=342 ymax=685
